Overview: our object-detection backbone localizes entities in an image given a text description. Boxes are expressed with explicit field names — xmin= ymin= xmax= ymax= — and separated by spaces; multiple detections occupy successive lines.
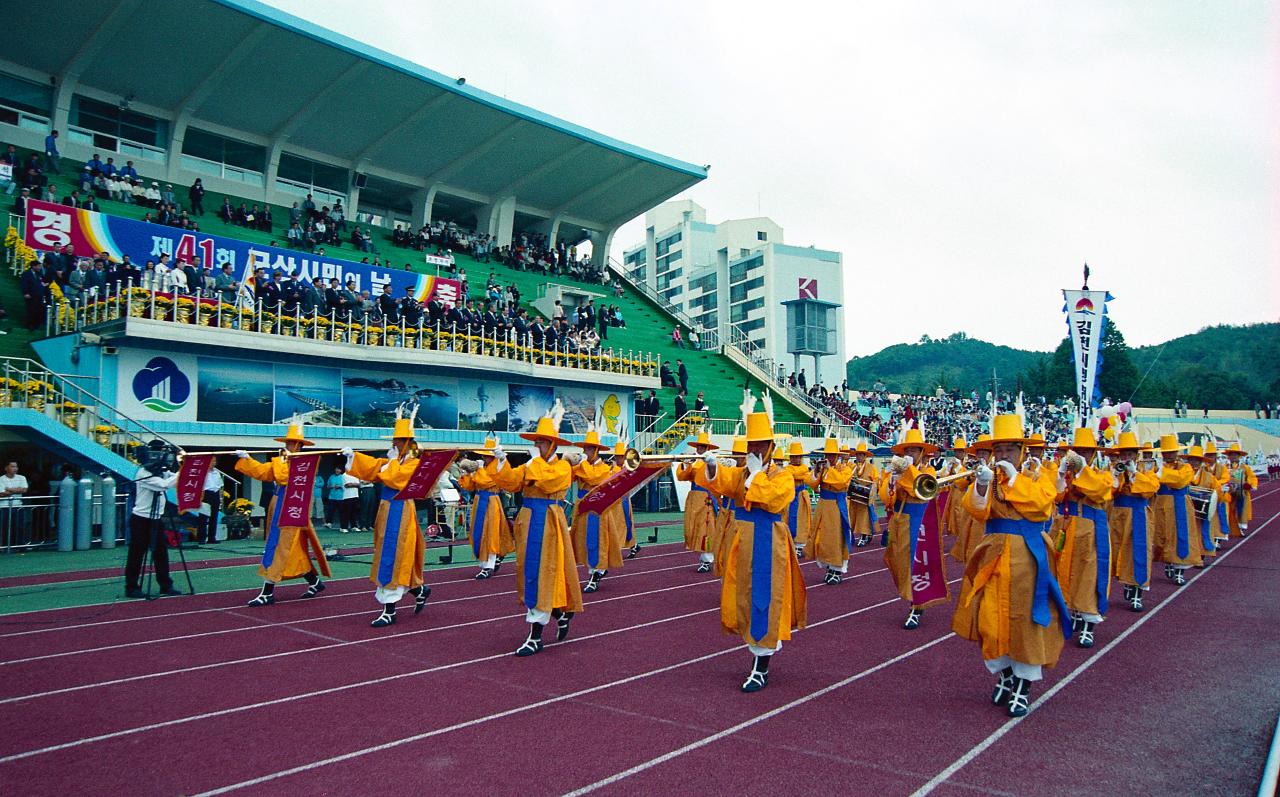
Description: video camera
xmin=140 ymin=439 xmax=180 ymax=474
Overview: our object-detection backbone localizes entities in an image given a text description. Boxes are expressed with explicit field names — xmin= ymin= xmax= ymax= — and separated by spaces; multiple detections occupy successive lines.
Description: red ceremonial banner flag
xmin=576 ymin=464 xmax=666 ymax=516
xmin=395 ymin=450 xmax=459 ymax=501
xmin=910 ymin=502 xmax=949 ymax=606
xmin=175 ymin=454 xmax=215 ymax=514
xmin=279 ymin=453 xmax=321 ymax=525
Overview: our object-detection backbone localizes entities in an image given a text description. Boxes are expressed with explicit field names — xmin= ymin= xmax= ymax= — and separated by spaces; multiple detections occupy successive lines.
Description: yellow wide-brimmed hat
xmin=612 ymin=440 xmax=626 ymax=457
xmin=731 ymin=437 xmax=747 ymax=455
xmin=892 ymin=427 xmax=940 ymax=455
xmin=381 ymin=418 xmax=417 ymax=441
xmin=1227 ymin=442 xmax=1247 ymax=454
xmin=815 ymin=437 xmax=842 ymax=456
xmin=1185 ymin=444 xmax=1206 ymax=459
xmin=1068 ymin=427 xmax=1099 ymax=450
xmin=744 ymin=411 xmax=774 ymax=443
xmin=771 ymin=441 xmax=788 ymax=462
xmin=1157 ymin=434 xmax=1183 ymax=454
xmin=1026 ymin=432 xmax=1046 ymax=448
xmin=950 ymin=436 xmax=967 ymax=451
xmin=852 ymin=442 xmax=871 ymax=456
xmin=969 ymin=433 xmax=993 ymax=453
xmin=788 ymin=440 xmax=805 ymax=457
xmin=1203 ymin=439 xmax=1219 ymax=456
xmin=1110 ymin=431 xmax=1142 ymax=451
xmin=578 ymin=429 xmax=605 ymax=450
xmin=689 ymin=430 xmax=717 ymax=451
xmin=473 ymin=436 xmax=499 ymax=456
xmin=274 ymin=423 xmax=314 ymax=446
xmin=520 ymin=416 xmax=572 ymax=447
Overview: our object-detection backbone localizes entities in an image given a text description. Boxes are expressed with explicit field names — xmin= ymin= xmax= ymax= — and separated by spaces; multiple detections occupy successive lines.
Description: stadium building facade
xmin=622 ymin=200 xmax=846 ymax=385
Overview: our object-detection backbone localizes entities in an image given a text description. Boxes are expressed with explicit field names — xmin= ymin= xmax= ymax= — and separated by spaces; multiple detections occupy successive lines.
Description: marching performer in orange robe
xmin=1051 ymin=428 xmax=1114 ymax=648
xmin=234 ymin=423 xmax=331 ymax=606
xmin=711 ymin=437 xmax=749 ymax=576
xmin=804 ymin=437 xmax=855 ymax=584
xmin=1184 ymin=443 xmax=1221 ymax=561
xmin=1152 ymin=435 xmax=1201 ymax=586
xmin=849 ymin=441 xmax=880 ymax=548
xmin=491 ymin=404 xmax=584 ymax=656
xmin=568 ymin=428 xmax=620 ymax=593
xmin=456 ymin=437 xmax=514 ymax=580
xmin=951 ymin=414 xmax=1069 ymax=718
xmin=937 ymin=436 xmax=969 ymax=537
xmin=1191 ymin=440 xmax=1231 ymax=549
xmin=677 ymin=430 xmax=722 ymax=573
xmin=1106 ymin=431 xmax=1160 ymax=612
xmin=1224 ymin=442 xmax=1258 ymax=536
xmin=949 ymin=436 xmax=992 ymax=563
xmin=607 ymin=441 xmax=640 ymax=559
xmin=705 ymin=399 xmax=806 ymax=693
xmin=881 ymin=424 xmax=947 ymax=629
xmin=343 ymin=414 xmax=431 ymax=627
xmin=783 ymin=440 xmax=814 ymax=558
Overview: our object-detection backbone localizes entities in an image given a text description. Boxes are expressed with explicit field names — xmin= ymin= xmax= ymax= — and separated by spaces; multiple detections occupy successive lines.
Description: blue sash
xmin=787 ymin=484 xmax=808 ymax=539
xmin=1113 ymin=495 xmax=1150 ymax=586
xmin=985 ymin=517 xmax=1072 ymax=637
xmin=261 ymin=494 xmax=285 ymax=568
xmin=739 ymin=506 xmax=782 ymax=642
xmin=1064 ymin=501 xmax=1111 ymax=614
xmin=1158 ymin=486 xmax=1191 ymax=559
xmin=584 ymin=512 xmax=602 ymax=569
xmin=521 ymin=497 xmax=561 ymax=610
xmin=622 ymin=499 xmax=634 ymax=545
xmin=820 ymin=488 xmax=853 ymax=548
xmin=377 ymin=485 xmax=407 ymax=586
xmin=470 ymin=490 xmax=498 ymax=558
xmin=901 ymin=501 xmax=929 ymax=566
xmin=1215 ymin=498 xmax=1228 ymax=537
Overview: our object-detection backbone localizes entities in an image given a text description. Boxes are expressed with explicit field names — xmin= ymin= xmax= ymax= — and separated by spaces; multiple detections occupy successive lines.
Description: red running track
xmin=0 ymin=486 xmax=1277 ymax=796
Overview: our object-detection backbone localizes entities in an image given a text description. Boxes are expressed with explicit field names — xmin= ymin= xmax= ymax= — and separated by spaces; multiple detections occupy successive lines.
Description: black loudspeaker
xmin=353 ymin=172 xmax=368 ymax=188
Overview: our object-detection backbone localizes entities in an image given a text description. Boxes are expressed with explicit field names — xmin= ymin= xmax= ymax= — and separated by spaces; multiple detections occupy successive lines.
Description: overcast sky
xmin=267 ymin=0 xmax=1279 ymax=356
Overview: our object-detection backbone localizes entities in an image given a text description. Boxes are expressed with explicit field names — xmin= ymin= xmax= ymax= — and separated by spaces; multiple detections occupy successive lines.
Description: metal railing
xmin=44 ymin=279 xmax=661 ymax=380
xmin=1 ymin=491 xmax=129 ymax=553
xmin=1 ymin=355 xmax=173 ymax=467
xmin=606 ymin=256 xmax=704 ymax=334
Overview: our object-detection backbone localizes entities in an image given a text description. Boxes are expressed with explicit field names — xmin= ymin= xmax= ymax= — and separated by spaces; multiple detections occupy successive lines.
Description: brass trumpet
xmin=912 ymin=470 xmax=972 ymax=500
xmin=622 ymin=447 xmax=733 ymax=472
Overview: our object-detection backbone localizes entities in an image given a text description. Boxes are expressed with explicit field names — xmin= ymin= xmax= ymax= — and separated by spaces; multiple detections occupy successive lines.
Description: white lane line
xmin=189 ymin=576 xmax=936 ymax=797
xmin=0 ymin=560 xmax=703 ymax=666
xmin=907 ymin=501 xmax=1280 ymax=797
xmin=0 ymin=576 xmax=727 ymax=706
xmin=0 ymin=542 xmax=693 ymax=637
xmin=3 ymin=566 xmax=899 ymax=764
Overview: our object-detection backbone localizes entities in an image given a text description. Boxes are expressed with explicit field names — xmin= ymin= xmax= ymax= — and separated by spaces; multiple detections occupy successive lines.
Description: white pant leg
xmin=699 ymin=552 xmax=714 ymax=563
xmin=748 ymin=641 xmax=782 ymax=657
xmin=1080 ymin=612 xmax=1103 ymax=623
xmin=375 ymin=585 xmax=407 ymax=604
xmin=526 ymin=608 xmax=551 ymax=625
xmin=984 ymin=655 xmax=1043 ymax=682
xmin=483 ymin=554 xmax=497 ymax=568
xmin=591 ymin=568 xmax=606 ymax=575
xmin=984 ymin=655 xmax=1013 ymax=675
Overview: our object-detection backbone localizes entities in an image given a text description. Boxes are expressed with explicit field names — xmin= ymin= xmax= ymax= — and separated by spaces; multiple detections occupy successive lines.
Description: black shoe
xmin=583 ymin=572 xmax=602 ymax=594
xmin=246 ymin=591 xmax=275 ymax=607
xmin=493 ymin=558 xmax=503 ymax=573
xmin=1173 ymin=570 xmax=1186 ymax=586
xmin=302 ymin=580 xmax=325 ymax=598
xmin=1130 ymin=593 xmax=1144 ymax=612
xmin=1164 ymin=564 xmax=1174 ymax=581
xmin=627 ymin=545 xmax=641 ymax=559
xmin=125 ymin=588 xmax=145 ymax=599
xmin=696 ymin=561 xmax=712 ymax=573
xmin=741 ymin=656 xmax=770 ymax=693
xmin=1071 ymin=614 xmax=1082 ymax=634
xmin=475 ymin=568 xmax=493 ymax=580
xmin=371 ymin=606 xmax=396 ymax=628
xmin=1078 ymin=621 xmax=1095 ymax=648
xmin=158 ymin=586 xmax=183 ymax=596
xmin=556 ymin=611 xmax=573 ymax=641
xmin=1121 ymin=584 xmax=1134 ymax=601
xmin=991 ymin=667 xmax=1015 ymax=706
xmin=903 ymin=608 xmax=922 ymax=630
xmin=414 ymin=586 xmax=429 ymax=614
xmin=1008 ymin=677 xmax=1031 ymax=717
xmin=516 ymin=624 xmax=544 ymax=657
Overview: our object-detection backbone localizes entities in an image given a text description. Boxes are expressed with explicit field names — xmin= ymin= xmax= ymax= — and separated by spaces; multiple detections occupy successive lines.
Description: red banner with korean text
xmin=576 ymin=464 xmax=667 ymax=516
xmin=394 ymin=450 xmax=459 ymax=501
xmin=907 ymin=499 xmax=950 ymax=607
xmin=175 ymin=454 xmax=215 ymax=514
xmin=278 ymin=454 xmax=321 ymax=526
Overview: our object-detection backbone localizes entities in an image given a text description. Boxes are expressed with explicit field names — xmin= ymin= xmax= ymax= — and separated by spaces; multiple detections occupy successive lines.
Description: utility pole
xmin=991 ymin=368 xmax=1000 ymax=413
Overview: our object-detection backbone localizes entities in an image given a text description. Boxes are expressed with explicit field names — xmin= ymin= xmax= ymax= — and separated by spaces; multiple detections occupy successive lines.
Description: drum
xmin=1189 ymin=488 xmax=1217 ymax=521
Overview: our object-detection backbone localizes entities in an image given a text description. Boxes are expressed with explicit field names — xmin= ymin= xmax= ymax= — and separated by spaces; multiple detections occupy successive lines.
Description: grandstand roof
xmin=10 ymin=0 xmax=707 ymax=230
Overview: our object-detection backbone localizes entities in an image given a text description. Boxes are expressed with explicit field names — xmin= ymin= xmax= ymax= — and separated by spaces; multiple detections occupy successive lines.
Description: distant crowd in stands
xmin=392 ymin=224 xmax=609 ymax=286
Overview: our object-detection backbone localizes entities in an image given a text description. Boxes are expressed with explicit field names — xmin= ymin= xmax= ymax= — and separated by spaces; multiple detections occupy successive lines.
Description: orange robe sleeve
xmin=1070 ymin=466 xmax=1114 ymax=504
xmin=236 ymin=456 xmax=282 ymax=484
xmin=964 ymin=472 xmax=1057 ymax=523
xmin=1159 ymin=462 xmax=1194 ymax=490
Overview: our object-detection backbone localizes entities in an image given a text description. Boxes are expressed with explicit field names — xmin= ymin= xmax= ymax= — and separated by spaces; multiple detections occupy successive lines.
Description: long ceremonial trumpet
xmin=912 ymin=470 xmax=972 ymax=500
xmin=622 ymin=447 xmax=732 ymax=471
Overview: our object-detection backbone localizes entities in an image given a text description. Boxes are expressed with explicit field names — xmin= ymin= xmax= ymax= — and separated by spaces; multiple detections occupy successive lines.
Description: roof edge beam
xmin=60 ymin=0 xmax=143 ymax=80
xmin=354 ymin=92 xmax=457 ymax=164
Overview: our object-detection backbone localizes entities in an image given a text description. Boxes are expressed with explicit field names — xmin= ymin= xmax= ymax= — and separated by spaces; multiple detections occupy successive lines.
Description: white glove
xmin=493 ymin=445 xmax=506 ymax=462
xmin=975 ymin=463 xmax=994 ymax=487
xmin=459 ymin=459 xmax=480 ymax=473
xmin=235 ymin=449 xmax=249 ymax=459
xmin=565 ymin=452 xmax=584 ymax=466
xmin=889 ymin=455 xmax=911 ymax=473
xmin=994 ymin=460 xmax=1018 ymax=484
xmin=1154 ymin=459 xmax=1163 ymax=479
xmin=702 ymin=451 xmax=717 ymax=465
xmin=340 ymin=447 xmax=353 ymax=458
xmin=1065 ymin=451 xmax=1086 ymax=473
xmin=745 ymin=452 xmax=763 ymax=475
xmin=385 ymin=446 xmax=398 ymax=460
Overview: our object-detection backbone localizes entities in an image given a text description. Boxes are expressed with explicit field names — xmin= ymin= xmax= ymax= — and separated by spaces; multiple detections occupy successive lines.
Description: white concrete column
xmin=476 ymin=195 xmax=516 ymax=247
xmin=589 ymin=225 xmax=617 ymax=270
xmin=264 ymin=137 xmax=287 ymax=202
xmin=165 ymin=111 xmax=191 ymax=184
xmin=50 ymin=73 xmax=77 ymax=139
xmin=411 ymin=185 xmax=438 ymax=228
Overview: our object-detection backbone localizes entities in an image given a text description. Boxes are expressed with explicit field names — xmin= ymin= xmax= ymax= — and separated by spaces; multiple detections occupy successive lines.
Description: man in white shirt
xmin=130 ymin=179 xmax=146 ymax=205
xmin=200 ymin=468 xmax=224 ymax=545
xmin=0 ymin=461 xmax=29 ymax=547
xmin=124 ymin=445 xmax=181 ymax=598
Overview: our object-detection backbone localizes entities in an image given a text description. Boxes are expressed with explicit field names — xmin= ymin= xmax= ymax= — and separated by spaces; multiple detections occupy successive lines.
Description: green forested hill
xmin=846 ymin=324 xmax=1280 ymax=408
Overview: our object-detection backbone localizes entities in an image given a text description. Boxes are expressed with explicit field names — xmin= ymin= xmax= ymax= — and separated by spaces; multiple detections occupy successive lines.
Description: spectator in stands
xmin=286 ymin=221 xmax=303 ymax=248
xmin=1 ymin=461 xmax=30 ymax=546
xmin=214 ymin=264 xmax=238 ymax=304
xmin=302 ymin=193 xmax=316 ymax=220
xmin=660 ymin=361 xmax=675 ymax=388
xmin=129 ymin=179 xmax=145 ymax=205
xmin=356 ymin=228 xmax=372 ymax=253
xmin=43 ymin=130 xmax=60 ymax=174
xmin=11 ymin=186 xmax=29 ymax=215
xmin=377 ymin=283 xmax=399 ymax=325
xmin=400 ymin=287 xmax=422 ymax=328
xmin=62 ymin=189 xmax=81 ymax=208
xmin=40 ymin=183 xmax=56 ymax=203
xmin=82 ymin=193 xmax=99 ymax=212
xmin=187 ymin=178 xmax=205 ymax=216
xmin=671 ymin=326 xmax=684 ymax=349
xmin=19 ymin=258 xmax=47 ymax=330
xmin=143 ymin=181 xmax=160 ymax=207
xmin=798 ymin=369 xmax=807 ymax=390
xmin=331 ymin=200 xmax=346 ymax=231
xmin=674 ymin=390 xmax=688 ymax=419
xmin=0 ymin=145 xmax=16 ymax=196
xmin=161 ymin=184 xmax=177 ymax=209
xmin=677 ymin=359 xmax=689 ymax=393
xmin=693 ymin=391 xmax=709 ymax=418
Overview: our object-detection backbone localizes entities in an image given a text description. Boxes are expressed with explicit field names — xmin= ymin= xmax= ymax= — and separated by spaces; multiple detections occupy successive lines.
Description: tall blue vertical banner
xmin=1062 ymin=289 xmax=1111 ymax=423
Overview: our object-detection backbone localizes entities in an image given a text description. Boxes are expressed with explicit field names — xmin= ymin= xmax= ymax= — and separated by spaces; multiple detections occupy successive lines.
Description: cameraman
xmin=124 ymin=443 xmax=181 ymax=598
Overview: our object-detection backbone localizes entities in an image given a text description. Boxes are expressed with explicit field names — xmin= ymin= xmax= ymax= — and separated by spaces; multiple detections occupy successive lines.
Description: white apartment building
xmin=621 ymin=200 xmax=846 ymax=386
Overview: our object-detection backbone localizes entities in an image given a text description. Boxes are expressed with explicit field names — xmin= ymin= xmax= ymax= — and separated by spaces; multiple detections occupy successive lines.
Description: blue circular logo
xmin=131 ymin=356 xmax=191 ymax=413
